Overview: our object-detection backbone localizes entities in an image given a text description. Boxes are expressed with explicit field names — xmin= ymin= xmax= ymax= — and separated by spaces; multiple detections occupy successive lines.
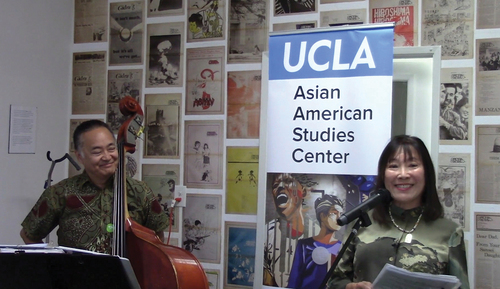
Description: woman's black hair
xmin=372 ymin=135 xmax=443 ymax=223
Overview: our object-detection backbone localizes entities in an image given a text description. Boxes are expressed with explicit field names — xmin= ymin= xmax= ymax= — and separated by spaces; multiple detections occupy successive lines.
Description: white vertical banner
xmin=267 ymin=24 xmax=395 ymax=176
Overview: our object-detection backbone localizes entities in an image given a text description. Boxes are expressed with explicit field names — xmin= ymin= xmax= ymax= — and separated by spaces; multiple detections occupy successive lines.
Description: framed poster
xmin=148 ymin=0 xmax=183 ymax=17
xmin=224 ymin=222 xmax=257 ymax=288
xmin=109 ymin=1 xmax=144 ymax=65
xmin=144 ymin=93 xmax=181 ymax=158
xmin=476 ymin=38 xmax=500 ymax=116
xmin=421 ymin=0 xmax=474 ymax=60
xmin=142 ymin=164 xmax=180 ymax=233
xmin=186 ymin=46 xmax=225 ymax=115
xmin=106 ymin=69 xmax=142 ymax=133
xmin=226 ymin=147 xmax=259 ymax=215
xmin=274 ymin=0 xmax=316 ymax=15
xmin=439 ymin=67 xmax=472 ymax=144
xmin=72 ymin=51 xmax=106 ymax=114
xmin=319 ymin=9 xmax=366 ymax=27
xmin=74 ymin=0 xmax=107 ymax=43
xmin=205 ymin=270 xmax=220 ymax=289
xmin=475 ymin=213 xmax=500 ymax=289
xmin=437 ymin=153 xmax=470 ymax=231
xmin=228 ymin=0 xmax=267 ymax=63
xmin=227 ymin=70 xmax=261 ymax=139
xmin=475 ymin=125 xmax=500 ymax=203
xmin=187 ymin=0 xmax=225 ymax=42
xmin=370 ymin=0 xmax=418 ymax=46
xmin=146 ymin=22 xmax=184 ymax=88
xmin=183 ymin=193 xmax=222 ymax=263
xmin=184 ymin=120 xmax=224 ymax=189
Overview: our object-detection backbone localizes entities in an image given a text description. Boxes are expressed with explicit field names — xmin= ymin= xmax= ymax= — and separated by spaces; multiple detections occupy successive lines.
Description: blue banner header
xmin=269 ymin=26 xmax=395 ymax=80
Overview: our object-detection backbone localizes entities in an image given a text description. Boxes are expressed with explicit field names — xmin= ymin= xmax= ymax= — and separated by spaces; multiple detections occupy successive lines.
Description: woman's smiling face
xmin=384 ymin=147 xmax=425 ymax=210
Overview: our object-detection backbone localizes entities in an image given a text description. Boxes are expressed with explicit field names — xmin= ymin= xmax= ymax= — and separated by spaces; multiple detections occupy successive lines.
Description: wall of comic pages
xmin=70 ymin=0 xmax=500 ymax=288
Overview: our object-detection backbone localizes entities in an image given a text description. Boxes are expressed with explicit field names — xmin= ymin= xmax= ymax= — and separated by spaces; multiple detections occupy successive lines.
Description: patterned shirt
xmin=21 ymin=171 xmax=169 ymax=254
xmin=326 ymin=204 xmax=470 ymax=289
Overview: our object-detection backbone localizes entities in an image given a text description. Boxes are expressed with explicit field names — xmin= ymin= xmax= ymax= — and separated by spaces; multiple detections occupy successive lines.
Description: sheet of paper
xmin=372 ymin=263 xmax=461 ymax=289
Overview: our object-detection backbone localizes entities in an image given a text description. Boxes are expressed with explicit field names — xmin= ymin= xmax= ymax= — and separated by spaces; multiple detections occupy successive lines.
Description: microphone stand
xmin=318 ymin=210 xmax=372 ymax=289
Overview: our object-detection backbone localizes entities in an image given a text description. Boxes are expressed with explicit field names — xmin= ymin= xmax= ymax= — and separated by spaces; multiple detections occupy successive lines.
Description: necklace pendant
xmin=404 ymin=233 xmax=412 ymax=243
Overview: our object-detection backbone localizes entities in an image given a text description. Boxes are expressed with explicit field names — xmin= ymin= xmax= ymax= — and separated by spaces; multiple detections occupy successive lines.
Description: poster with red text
xmin=186 ymin=46 xmax=225 ymax=115
xmin=370 ymin=0 xmax=418 ymax=46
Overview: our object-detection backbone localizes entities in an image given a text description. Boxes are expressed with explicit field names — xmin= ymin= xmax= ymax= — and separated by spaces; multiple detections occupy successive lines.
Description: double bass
xmin=113 ymin=96 xmax=209 ymax=289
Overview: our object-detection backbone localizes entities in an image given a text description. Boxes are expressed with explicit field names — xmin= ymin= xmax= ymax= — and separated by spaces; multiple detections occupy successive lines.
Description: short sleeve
xmin=127 ymin=178 xmax=169 ymax=233
xmin=21 ymin=186 xmax=64 ymax=241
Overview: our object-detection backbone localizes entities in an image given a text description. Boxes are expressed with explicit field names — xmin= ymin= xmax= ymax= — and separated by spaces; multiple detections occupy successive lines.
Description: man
xmin=20 ymin=120 xmax=168 ymax=254
xmin=271 ymin=173 xmax=305 ymax=238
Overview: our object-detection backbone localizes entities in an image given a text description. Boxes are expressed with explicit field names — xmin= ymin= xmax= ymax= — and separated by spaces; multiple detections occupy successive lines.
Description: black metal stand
xmin=44 ymin=151 xmax=81 ymax=189
xmin=318 ymin=211 xmax=372 ymax=289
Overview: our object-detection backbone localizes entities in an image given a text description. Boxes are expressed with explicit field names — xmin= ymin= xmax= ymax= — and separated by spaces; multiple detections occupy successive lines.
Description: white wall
xmin=0 ymin=0 xmax=73 ymax=244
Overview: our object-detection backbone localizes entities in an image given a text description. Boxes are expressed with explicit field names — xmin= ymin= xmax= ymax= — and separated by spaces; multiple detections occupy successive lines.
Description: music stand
xmin=0 ymin=245 xmax=140 ymax=289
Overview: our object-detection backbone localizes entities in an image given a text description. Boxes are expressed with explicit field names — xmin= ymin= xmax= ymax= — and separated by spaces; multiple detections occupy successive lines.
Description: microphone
xmin=337 ymin=189 xmax=392 ymax=226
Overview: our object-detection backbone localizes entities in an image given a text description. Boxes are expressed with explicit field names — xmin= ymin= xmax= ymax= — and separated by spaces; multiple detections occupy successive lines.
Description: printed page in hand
xmin=372 ymin=263 xmax=461 ymax=289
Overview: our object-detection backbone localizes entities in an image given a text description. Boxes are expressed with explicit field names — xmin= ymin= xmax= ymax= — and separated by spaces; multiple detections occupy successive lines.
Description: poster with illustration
xmin=184 ymin=120 xmax=224 ymax=189
xmin=225 ymin=222 xmax=257 ymax=288
xmin=148 ymin=0 xmax=183 ymax=17
xmin=187 ymin=0 xmax=225 ymax=42
xmin=142 ymin=164 xmax=180 ymax=233
xmin=226 ymin=146 xmax=259 ymax=214
xmin=146 ymin=22 xmax=183 ymax=88
xmin=144 ymin=93 xmax=181 ymax=158
xmin=439 ymin=67 xmax=472 ymax=145
xmin=107 ymin=69 xmax=142 ymax=133
xmin=109 ymin=1 xmax=143 ymax=65
xmin=437 ymin=153 xmax=470 ymax=231
xmin=264 ymin=173 xmax=376 ymax=288
xmin=183 ymin=194 xmax=222 ymax=263
xmin=228 ymin=0 xmax=267 ymax=63
xmin=227 ymin=70 xmax=261 ymax=139
xmin=186 ymin=46 xmax=224 ymax=115
xmin=370 ymin=0 xmax=418 ymax=46
xmin=274 ymin=0 xmax=316 ymax=15
xmin=205 ymin=270 xmax=220 ymax=289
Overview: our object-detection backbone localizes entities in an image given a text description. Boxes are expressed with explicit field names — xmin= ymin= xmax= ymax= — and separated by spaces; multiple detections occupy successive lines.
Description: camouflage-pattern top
xmin=21 ymin=171 xmax=169 ymax=254
xmin=327 ymin=204 xmax=469 ymax=289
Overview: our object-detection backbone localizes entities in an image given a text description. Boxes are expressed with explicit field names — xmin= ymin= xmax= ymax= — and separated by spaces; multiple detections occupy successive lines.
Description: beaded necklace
xmin=389 ymin=205 xmax=423 ymax=243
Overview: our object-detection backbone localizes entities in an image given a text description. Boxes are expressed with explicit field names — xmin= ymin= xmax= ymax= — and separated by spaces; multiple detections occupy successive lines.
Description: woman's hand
xmin=346 ymin=281 xmax=373 ymax=289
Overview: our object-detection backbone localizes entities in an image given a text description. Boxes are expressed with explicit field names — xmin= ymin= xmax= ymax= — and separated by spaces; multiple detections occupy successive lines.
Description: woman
xmin=326 ymin=135 xmax=469 ymax=289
